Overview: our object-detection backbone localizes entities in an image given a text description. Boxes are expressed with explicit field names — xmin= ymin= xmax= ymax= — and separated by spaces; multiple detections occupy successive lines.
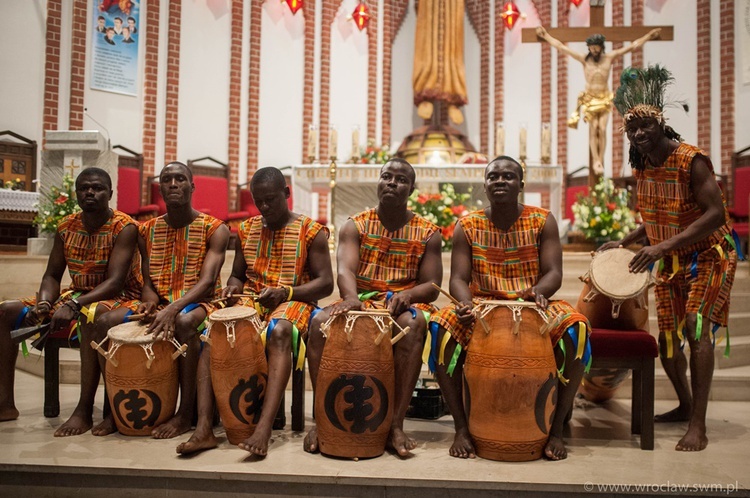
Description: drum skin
xmin=464 ymin=304 xmax=558 ymax=461
xmin=209 ymin=315 xmax=267 ymax=445
xmin=106 ymin=339 xmax=178 ymax=437
xmin=316 ymin=313 xmax=395 ymax=459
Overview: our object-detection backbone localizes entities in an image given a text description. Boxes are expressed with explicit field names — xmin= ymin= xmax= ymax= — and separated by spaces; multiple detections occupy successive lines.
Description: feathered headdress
xmin=613 ymin=65 xmax=689 ymax=124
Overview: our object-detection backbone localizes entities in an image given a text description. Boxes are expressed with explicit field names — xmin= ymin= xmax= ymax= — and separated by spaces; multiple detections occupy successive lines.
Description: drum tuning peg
xmin=171 ymin=342 xmax=188 ymax=360
xmin=106 ymin=354 xmax=119 ymax=367
xmin=390 ymin=326 xmax=410 ymax=345
xmin=90 ymin=339 xmax=108 ymax=358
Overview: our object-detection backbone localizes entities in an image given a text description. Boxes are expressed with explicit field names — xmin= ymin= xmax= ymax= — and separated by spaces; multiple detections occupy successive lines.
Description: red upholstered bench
xmin=587 ymin=327 xmax=658 ymax=450
xmin=565 ymin=166 xmax=589 ymax=221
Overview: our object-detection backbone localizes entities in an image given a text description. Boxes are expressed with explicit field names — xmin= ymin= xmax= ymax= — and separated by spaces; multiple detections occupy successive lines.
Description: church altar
xmin=0 ymin=189 xmax=40 ymax=248
xmin=0 ymin=189 xmax=39 ymax=213
xmin=291 ymin=163 xmax=562 ymax=234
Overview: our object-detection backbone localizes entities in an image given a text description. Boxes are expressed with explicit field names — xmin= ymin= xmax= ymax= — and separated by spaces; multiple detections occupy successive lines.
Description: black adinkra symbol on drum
xmin=229 ymin=374 xmax=267 ymax=424
xmin=324 ymin=374 xmax=388 ymax=434
xmin=113 ymin=389 xmax=161 ymax=429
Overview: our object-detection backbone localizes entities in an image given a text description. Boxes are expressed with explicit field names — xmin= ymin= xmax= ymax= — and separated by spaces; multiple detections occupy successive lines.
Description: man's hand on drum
xmin=455 ymin=301 xmax=475 ymax=326
xmin=519 ymin=287 xmax=549 ymax=310
xmin=629 ymin=244 xmax=665 ymax=274
xmin=257 ymin=286 xmax=286 ymax=311
xmin=50 ymin=303 xmax=77 ymax=332
xmin=221 ymin=284 xmax=243 ymax=307
xmin=330 ymin=297 xmax=363 ymax=317
xmin=146 ymin=304 xmax=179 ymax=341
xmin=387 ymin=292 xmax=411 ymax=317
xmin=598 ymin=241 xmax=623 ymax=252
xmin=136 ymin=301 xmax=157 ymax=321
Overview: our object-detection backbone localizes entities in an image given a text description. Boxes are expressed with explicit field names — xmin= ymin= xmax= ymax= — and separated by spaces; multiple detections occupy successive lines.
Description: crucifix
xmin=64 ymin=159 xmax=81 ymax=178
xmin=522 ymin=0 xmax=673 ymax=189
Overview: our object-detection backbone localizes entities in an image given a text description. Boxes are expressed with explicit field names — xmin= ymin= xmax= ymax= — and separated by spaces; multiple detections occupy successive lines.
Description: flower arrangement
xmin=2 ymin=177 xmax=24 ymax=190
xmin=408 ymin=183 xmax=475 ymax=251
xmin=33 ymin=174 xmax=81 ymax=235
xmin=356 ymin=139 xmax=393 ymax=164
xmin=571 ymin=177 xmax=638 ymax=242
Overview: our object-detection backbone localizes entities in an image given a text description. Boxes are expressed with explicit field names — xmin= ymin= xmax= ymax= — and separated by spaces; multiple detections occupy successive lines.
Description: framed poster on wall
xmin=90 ymin=0 xmax=141 ymax=96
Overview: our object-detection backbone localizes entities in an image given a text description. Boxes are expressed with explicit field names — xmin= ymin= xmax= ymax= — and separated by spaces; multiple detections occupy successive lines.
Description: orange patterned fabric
xmin=140 ymin=213 xmax=224 ymax=306
xmin=235 ymin=214 xmax=328 ymax=332
xmin=635 ymin=142 xmax=732 ymax=257
xmin=351 ymin=209 xmax=439 ymax=313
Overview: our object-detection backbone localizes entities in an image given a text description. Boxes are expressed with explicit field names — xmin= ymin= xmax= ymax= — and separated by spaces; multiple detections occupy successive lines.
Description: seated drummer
xmin=129 ymin=161 xmax=229 ymax=439
xmin=177 ymin=167 xmax=333 ymax=456
xmin=430 ymin=156 xmax=591 ymax=460
xmin=304 ymin=158 xmax=443 ymax=457
xmin=0 ymin=167 xmax=142 ymax=437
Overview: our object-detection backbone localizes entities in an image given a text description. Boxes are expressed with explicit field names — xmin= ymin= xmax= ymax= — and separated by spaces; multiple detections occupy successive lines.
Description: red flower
xmin=55 ymin=195 xmax=68 ymax=204
xmin=451 ymin=205 xmax=464 ymax=215
xmin=606 ymin=202 xmax=616 ymax=212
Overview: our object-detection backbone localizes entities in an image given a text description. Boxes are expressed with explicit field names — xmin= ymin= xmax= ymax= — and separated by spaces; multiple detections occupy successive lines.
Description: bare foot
xmin=655 ymin=405 xmax=691 ymax=423
xmin=387 ymin=427 xmax=417 ymax=457
xmin=448 ymin=428 xmax=476 ymax=459
xmin=0 ymin=406 xmax=19 ymax=422
xmin=237 ymin=426 xmax=272 ymax=456
xmin=676 ymin=426 xmax=708 ymax=452
xmin=303 ymin=426 xmax=319 ymax=453
xmin=151 ymin=414 xmax=192 ymax=439
xmin=544 ymin=435 xmax=568 ymax=460
xmin=176 ymin=425 xmax=218 ymax=455
xmin=54 ymin=409 xmax=92 ymax=437
xmin=92 ymin=416 xmax=117 ymax=436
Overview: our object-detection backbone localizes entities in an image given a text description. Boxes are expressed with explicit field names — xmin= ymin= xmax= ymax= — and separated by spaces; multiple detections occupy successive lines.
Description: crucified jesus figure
xmin=536 ymin=26 xmax=661 ymax=177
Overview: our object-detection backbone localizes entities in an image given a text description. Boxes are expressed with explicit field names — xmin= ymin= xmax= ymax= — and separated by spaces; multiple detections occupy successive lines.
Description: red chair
xmin=565 ymin=166 xmax=589 ymax=221
xmin=729 ymin=146 xmax=749 ymax=255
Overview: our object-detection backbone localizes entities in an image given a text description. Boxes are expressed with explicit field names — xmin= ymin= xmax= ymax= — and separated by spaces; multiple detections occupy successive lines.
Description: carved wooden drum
xmin=464 ymin=300 xmax=558 ymax=461
xmin=98 ymin=321 xmax=186 ymax=436
xmin=315 ymin=309 xmax=404 ymax=459
xmin=204 ymin=306 xmax=267 ymax=445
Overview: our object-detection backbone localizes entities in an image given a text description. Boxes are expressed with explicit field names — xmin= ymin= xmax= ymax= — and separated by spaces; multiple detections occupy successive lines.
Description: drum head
xmin=590 ymin=248 xmax=649 ymax=300
xmin=108 ymin=321 xmax=154 ymax=344
xmin=209 ymin=306 xmax=257 ymax=322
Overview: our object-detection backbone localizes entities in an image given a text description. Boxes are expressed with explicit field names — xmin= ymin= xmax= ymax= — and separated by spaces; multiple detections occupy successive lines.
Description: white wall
xmin=736 ymin=0 xmax=750 ymax=153
xmin=462 ymin=14 xmax=481 ymax=152
xmin=390 ymin=1 xmax=418 ymax=151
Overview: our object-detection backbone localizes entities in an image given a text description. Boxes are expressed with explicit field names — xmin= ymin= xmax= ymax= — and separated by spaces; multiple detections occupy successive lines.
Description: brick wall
xmin=247 ymin=0 xmax=263 ymax=175
xmin=631 ymin=0 xmax=643 ymax=68
xmin=696 ymin=0 xmax=711 ymax=155
xmin=494 ymin=0 xmax=505 ymax=160
xmin=466 ymin=1 xmax=489 ymax=154
xmin=302 ymin=0 xmax=316 ymax=163
xmin=720 ymin=0 xmax=735 ymax=186
xmin=141 ymin=0 xmax=160 ymax=203
xmin=319 ymin=1 xmax=335 ymax=160
xmin=43 ymin=1 xmax=63 ymax=142
xmin=68 ymin=0 xmax=87 ymax=130
xmin=227 ymin=0 xmax=244 ymax=209
xmin=611 ymin=0 xmax=624 ymax=177
xmin=164 ymin=0 xmax=182 ymax=164
xmin=367 ymin=0 xmax=378 ymax=144
xmin=555 ymin=0 xmax=568 ymax=177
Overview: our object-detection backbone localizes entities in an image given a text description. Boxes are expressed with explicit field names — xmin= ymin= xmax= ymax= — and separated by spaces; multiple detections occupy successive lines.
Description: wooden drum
xmin=204 ymin=306 xmax=267 ymax=445
xmin=464 ymin=300 xmax=558 ymax=461
xmin=96 ymin=322 xmax=186 ymax=436
xmin=315 ymin=309 xmax=404 ymax=459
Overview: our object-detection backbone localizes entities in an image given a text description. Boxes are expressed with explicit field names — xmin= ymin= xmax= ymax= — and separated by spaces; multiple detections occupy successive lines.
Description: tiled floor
xmin=1 ymin=370 xmax=748 ymax=497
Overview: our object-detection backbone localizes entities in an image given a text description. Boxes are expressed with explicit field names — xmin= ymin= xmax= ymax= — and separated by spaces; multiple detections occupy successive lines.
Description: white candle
xmin=351 ymin=126 xmax=360 ymax=160
xmin=519 ymin=125 xmax=527 ymax=159
xmin=541 ymin=122 xmax=551 ymax=162
xmin=329 ymin=125 xmax=338 ymax=159
xmin=494 ymin=122 xmax=505 ymax=157
xmin=307 ymin=125 xmax=318 ymax=161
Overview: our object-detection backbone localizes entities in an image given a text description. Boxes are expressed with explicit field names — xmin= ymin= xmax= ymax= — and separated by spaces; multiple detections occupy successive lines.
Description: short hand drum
xmin=204 ymin=306 xmax=267 ymax=445
xmin=316 ymin=310 xmax=397 ymax=459
xmin=577 ymin=247 xmax=651 ymax=329
xmin=98 ymin=321 xmax=185 ymax=436
xmin=464 ymin=300 xmax=558 ymax=461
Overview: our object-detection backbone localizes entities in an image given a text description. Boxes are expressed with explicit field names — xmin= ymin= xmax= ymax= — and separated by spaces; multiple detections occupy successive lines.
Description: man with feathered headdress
xmin=601 ymin=65 xmax=743 ymax=452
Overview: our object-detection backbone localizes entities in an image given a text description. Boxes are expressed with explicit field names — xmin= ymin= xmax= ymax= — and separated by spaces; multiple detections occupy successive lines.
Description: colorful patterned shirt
xmin=351 ymin=208 xmax=439 ymax=293
xmin=139 ymin=213 xmax=224 ymax=304
xmin=635 ymin=142 xmax=732 ymax=257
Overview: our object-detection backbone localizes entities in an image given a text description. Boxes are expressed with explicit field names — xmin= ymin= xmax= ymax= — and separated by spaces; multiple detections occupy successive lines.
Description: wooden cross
xmin=521 ymin=1 xmax=674 ymax=44
xmin=64 ymin=159 xmax=81 ymax=178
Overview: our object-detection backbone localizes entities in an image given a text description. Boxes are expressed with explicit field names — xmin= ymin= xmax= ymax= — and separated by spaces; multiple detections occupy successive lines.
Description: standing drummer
xmin=600 ymin=66 xmax=739 ymax=452
xmin=304 ymin=158 xmax=443 ymax=457
xmin=177 ymin=166 xmax=333 ymax=456
xmin=132 ymin=161 xmax=229 ymax=439
xmin=430 ymin=156 xmax=591 ymax=460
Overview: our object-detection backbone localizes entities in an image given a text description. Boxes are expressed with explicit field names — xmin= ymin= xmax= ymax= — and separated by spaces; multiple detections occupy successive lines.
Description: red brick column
xmin=696 ymin=1 xmax=711 ymax=155
xmin=494 ymin=0 xmax=505 ymax=158
xmin=466 ymin=1 xmax=490 ymax=154
xmin=301 ymin=0 xmax=316 ymax=163
xmin=319 ymin=2 xmax=335 ymax=160
xmin=719 ymin=0 xmax=735 ymax=191
xmin=43 ymin=1 xmax=63 ymax=141
xmin=247 ymin=0 xmax=263 ymax=175
xmin=611 ymin=0 xmax=624 ymax=177
xmin=68 ymin=0 xmax=87 ymax=130
xmin=367 ymin=0 xmax=378 ymax=143
xmin=631 ymin=0 xmax=643 ymax=68
xmin=164 ymin=0 xmax=182 ymax=164
xmin=141 ymin=0 xmax=160 ymax=203
xmin=555 ymin=0 xmax=568 ymax=176
xmin=227 ymin=0 xmax=244 ymax=209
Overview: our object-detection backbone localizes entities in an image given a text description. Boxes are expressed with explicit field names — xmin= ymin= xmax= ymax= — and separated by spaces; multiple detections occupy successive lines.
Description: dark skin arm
xmin=223 ymin=230 xmax=334 ymax=309
xmin=136 ymin=232 xmax=161 ymax=318
xmin=330 ymin=219 xmax=364 ymax=316
xmin=448 ymin=223 xmax=475 ymax=326
xmin=387 ymin=232 xmax=442 ymax=316
xmin=518 ymin=213 xmax=562 ymax=310
xmin=29 ymin=233 xmax=66 ymax=326
xmin=144 ymin=224 xmax=230 ymax=340
xmin=628 ymin=157 xmax=726 ymax=273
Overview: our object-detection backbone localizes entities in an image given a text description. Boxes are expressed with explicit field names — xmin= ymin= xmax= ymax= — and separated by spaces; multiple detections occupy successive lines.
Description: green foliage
xmin=407 ymin=183 xmax=475 ymax=251
xmin=571 ymin=177 xmax=638 ymax=242
xmin=33 ymin=174 xmax=80 ymax=234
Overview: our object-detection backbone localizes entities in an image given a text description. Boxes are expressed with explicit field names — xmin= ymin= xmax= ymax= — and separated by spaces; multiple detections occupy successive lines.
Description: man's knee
xmin=174 ymin=312 xmax=203 ymax=342
xmin=0 ymin=301 xmax=24 ymax=328
xmin=268 ymin=320 xmax=292 ymax=351
xmin=309 ymin=310 xmax=330 ymax=339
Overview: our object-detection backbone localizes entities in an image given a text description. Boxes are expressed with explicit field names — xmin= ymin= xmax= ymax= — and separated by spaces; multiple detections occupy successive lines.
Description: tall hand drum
xmin=204 ymin=306 xmax=267 ymax=445
xmin=316 ymin=309 xmax=406 ymax=459
xmin=577 ymin=247 xmax=651 ymax=330
xmin=95 ymin=321 xmax=186 ymax=436
xmin=464 ymin=300 xmax=558 ymax=461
